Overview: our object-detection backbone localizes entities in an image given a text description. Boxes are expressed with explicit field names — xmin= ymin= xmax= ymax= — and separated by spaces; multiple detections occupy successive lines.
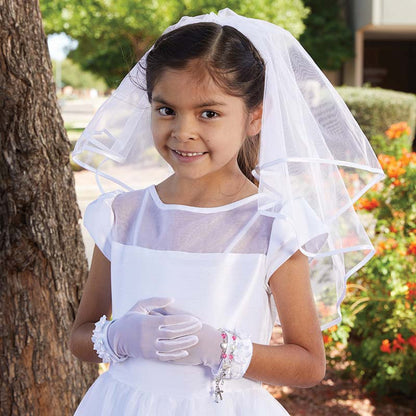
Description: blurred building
xmin=342 ymin=0 xmax=416 ymax=94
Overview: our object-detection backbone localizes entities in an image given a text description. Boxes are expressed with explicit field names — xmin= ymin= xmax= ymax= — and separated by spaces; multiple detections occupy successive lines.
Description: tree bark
xmin=0 ymin=1 xmax=97 ymax=414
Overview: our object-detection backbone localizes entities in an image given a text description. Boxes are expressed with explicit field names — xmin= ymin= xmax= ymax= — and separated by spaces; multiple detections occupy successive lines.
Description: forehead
xmin=152 ymin=66 xmax=235 ymax=105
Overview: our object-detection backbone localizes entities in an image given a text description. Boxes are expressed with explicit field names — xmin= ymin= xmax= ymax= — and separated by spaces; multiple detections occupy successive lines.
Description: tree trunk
xmin=0 ymin=1 xmax=97 ymax=414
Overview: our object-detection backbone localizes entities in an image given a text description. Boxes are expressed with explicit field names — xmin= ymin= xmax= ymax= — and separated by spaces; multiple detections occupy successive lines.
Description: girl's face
xmin=150 ymin=66 xmax=261 ymax=183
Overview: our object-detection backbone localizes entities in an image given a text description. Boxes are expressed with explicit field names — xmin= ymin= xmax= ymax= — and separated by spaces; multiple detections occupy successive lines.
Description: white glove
xmin=150 ymin=304 xmax=223 ymax=371
xmin=107 ymin=297 xmax=202 ymax=361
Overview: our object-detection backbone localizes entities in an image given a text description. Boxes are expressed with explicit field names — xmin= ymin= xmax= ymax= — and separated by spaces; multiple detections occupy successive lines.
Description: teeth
xmin=174 ymin=150 xmax=205 ymax=157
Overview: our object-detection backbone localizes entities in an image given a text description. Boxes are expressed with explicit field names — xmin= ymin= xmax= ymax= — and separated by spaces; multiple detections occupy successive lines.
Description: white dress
xmin=75 ymin=185 xmax=322 ymax=415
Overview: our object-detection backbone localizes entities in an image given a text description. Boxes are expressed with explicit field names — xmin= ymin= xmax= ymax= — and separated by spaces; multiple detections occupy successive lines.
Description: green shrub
xmin=336 ymin=86 xmax=416 ymax=140
xmin=324 ymin=124 xmax=416 ymax=397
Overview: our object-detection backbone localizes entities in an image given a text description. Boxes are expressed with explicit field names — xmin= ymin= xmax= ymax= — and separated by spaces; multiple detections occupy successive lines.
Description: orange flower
xmin=407 ymin=241 xmax=416 ymax=256
xmin=378 ymin=154 xmax=396 ymax=170
xmin=392 ymin=211 xmax=405 ymax=219
xmin=376 ymin=245 xmax=384 ymax=256
xmin=387 ymin=163 xmax=406 ymax=179
xmin=355 ymin=198 xmax=380 ymax=211
xmin=385 ymin=239 xmax=398 ymax=249
xmin=385 ymin=122 xmax=411 ymax=139
xmin=408 ymin=335 xmax=416 ymax=350
xmin=328 ymin=325 xmax=338 ymax=333
xmin=396 ymin=333 xmax=406 ymax=344
xmin=380 ymin=339 xmax=391 ymax=353
xmin=400 ymin=150 xmax=416 ymax=167
xmin=376 ymin=238 xmax=398 ymax=255
xmin=377 ymin=154 xmax=406 ymax=178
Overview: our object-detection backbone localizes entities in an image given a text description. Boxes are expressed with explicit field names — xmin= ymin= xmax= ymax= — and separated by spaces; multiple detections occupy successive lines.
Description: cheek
xmin=150 ymin=115 xmax=159 ymax=137
xmin=151 ymin=119 xmax=168 ymax=145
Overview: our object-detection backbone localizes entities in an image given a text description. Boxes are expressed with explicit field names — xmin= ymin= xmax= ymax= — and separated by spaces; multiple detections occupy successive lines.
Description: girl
xmin=71 ymin=9 xmax=385 ymax=415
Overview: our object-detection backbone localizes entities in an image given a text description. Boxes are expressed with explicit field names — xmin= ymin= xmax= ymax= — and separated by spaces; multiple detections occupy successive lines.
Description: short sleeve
xmin=265 ymin=198 xmax=328 ymax=282
xmin=83 ymin=191 xmax=122 ymax=261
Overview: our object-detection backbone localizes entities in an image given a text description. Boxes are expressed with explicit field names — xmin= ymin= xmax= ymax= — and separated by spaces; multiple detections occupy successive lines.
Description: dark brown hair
xmin=143 ymin=22 xmax=265 ymax=184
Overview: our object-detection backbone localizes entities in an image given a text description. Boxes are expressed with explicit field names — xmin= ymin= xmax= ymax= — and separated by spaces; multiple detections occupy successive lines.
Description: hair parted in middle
xmin=141 ymin=22 xmax=265 ymax=185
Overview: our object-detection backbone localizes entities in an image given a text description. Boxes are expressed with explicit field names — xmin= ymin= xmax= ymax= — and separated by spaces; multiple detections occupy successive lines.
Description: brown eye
xmin=201 ymin=110 xmax=218 ymax=119
xmin=158 ymin=107 xmax=175 ymax=116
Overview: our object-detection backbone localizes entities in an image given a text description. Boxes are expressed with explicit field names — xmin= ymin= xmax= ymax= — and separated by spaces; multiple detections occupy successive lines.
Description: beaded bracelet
xmin=212 ymin=329 xmax=253 ymax=402
xmin=91 ymin=315 xmax=127 ymax=363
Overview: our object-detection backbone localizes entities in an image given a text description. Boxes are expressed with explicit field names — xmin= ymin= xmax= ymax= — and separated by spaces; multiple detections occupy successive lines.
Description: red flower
xmin=396 ymin=333 xmax=406 ymax=344
xmin=408 ymin=335 xmax=416 ymax=350
xmin=389 ymin=225 xmax=398 ymax=233
xmin=392 ymin=338 xmax=405 ymax=352
xmin=323 ymin=334 xmax=332 ymax=345
xmin=407 ymin=241 xmax=416 ymax=256
xmin=406 ymin=282 xmax=416 ymax=302
xmin=380 ymin=339 xmax=391 ymax=353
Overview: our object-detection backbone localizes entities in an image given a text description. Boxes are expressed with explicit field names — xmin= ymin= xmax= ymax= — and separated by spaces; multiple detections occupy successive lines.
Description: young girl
xmin=71 ymin=9 xmax=385 ymax=415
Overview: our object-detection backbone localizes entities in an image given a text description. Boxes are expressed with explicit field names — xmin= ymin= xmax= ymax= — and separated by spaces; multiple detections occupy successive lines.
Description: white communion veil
xmin=72 ymin=8 xmax=385 ymax=329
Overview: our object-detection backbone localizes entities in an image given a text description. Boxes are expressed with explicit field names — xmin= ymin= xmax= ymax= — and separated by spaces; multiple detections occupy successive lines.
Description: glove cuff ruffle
xmin=91 ymin=315 xmax=128 ymax=363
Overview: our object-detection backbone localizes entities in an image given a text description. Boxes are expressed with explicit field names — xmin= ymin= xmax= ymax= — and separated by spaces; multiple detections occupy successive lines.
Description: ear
xmin=247 ymin=104 xmax=263 ymax=136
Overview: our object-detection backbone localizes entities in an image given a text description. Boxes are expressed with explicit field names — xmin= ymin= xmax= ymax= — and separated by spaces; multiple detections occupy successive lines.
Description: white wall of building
xmin=343 ymin=0 xmax=416 ymax=87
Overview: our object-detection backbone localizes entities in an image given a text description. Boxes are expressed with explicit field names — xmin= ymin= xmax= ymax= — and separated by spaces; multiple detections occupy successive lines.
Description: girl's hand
xmin=172 ymin=323 xmax=223 ymax=371
xmin=107 ymin=297 xmax=202 ymax=361
xmin=150 ymin=305 xmax=223 ymax=372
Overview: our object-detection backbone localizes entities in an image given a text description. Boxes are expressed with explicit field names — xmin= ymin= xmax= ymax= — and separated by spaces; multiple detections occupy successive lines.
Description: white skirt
xmin=74 ymin=359 xmax=289 ymax=415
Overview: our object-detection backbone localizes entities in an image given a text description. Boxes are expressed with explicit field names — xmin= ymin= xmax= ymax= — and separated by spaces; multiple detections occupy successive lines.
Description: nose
xmin=172 ymin=115 xmax=197 ymax=142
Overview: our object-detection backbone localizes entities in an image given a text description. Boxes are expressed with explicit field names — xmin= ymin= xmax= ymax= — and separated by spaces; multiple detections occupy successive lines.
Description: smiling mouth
xmin=172 ymin=149 xmax=207 ymax=157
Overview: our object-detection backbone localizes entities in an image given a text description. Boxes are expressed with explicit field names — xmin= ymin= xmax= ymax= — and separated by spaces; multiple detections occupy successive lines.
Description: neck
xmin=156 ymin=170 xmax=257 ymax=208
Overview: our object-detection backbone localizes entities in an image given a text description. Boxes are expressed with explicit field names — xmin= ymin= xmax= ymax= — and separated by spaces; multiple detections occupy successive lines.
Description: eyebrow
xmin=152 ymin=95 xmax=227 ymax=108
